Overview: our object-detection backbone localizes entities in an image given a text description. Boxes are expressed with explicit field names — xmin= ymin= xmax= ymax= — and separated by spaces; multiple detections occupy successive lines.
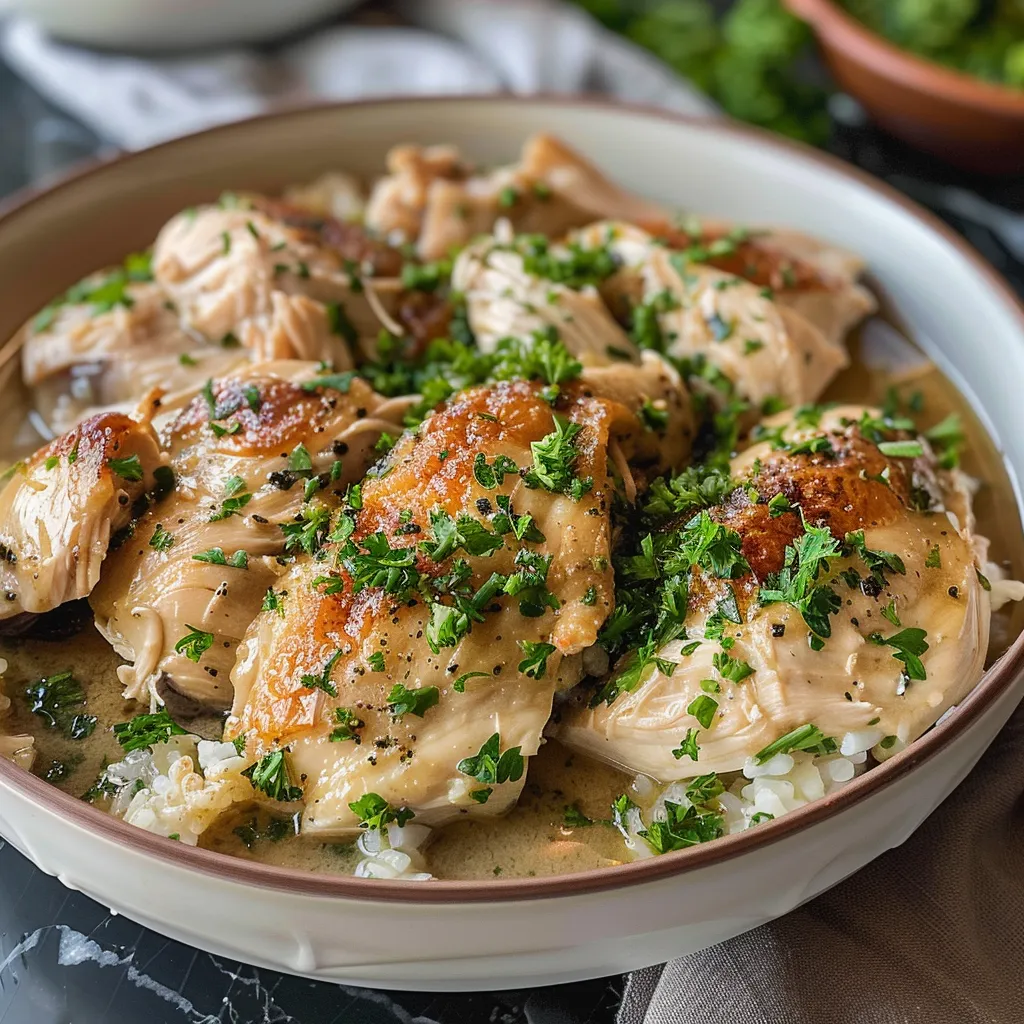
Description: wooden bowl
xmin=787 ymin=0 xmax=1024 ymax=174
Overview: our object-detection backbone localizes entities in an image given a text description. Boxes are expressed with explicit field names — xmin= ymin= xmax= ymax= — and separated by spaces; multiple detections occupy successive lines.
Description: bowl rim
xmin=789 ymin=0 xmax=1024 ymax=115
xmin=0 ymin=93 xmax=1022 ymax=905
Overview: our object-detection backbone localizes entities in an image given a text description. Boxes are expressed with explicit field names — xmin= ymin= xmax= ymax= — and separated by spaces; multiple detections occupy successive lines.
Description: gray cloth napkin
xmin=619 ymin=699 xmax=1024 ymax=1024
xmin=0 ymin=0 xmax=715 ymax=150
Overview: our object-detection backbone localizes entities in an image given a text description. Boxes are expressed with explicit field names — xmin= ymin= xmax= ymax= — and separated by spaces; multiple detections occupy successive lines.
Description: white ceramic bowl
xmin=0 ymin=97 xmax=1022 ymax=991
xmin=0 ymin=0 xmax=357 ymax=49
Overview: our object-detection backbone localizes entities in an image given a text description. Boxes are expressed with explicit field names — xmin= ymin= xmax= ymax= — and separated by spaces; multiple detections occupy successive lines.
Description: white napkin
xmin=0 ymin=0 xmax=717 ymax=151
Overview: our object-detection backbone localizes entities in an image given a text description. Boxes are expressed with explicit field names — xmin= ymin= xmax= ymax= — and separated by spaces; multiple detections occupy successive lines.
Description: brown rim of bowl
xmin=0 ymin=94 xmax=1022 ymax=905
xmin=789 ymin=0 xmax=1024 ymax=115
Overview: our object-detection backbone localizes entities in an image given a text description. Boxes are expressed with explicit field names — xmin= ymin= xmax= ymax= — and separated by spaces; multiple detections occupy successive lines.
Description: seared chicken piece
xmin=366 ymin=134 xmax=665 ymax=259
xmin=451 ymin=234 xmax=638 ymax=362
xmin=0 ymin=410 xmax=165 ymax=621
xmin=153 ymin=204 xmax=363 ymax=362
xmin=573 ymin=221 xmax=849 ymax=406
xmin=282 ymin=172 xmax=365 ymax=223
xmin=21 ymin=273 xmax=247 ymax=435
xmin=558 ymin=405 xmax=1007 ymax=779
xmin=226 ymin=376 xmax=658 ymax=834
xmin=91 ymin=362 xmax=410 ymax=711
xmin=641 ymin=220 xmax=876 ymax=350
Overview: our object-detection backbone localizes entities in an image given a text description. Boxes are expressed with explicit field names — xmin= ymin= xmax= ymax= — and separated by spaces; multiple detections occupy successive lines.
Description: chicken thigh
xmin=225 ymin=374 xmax=665 ymax=834
xmin=558 ymin=404 xmax=999 ymax=779
xmin=90 ymin=362 xmax=410 ymax=711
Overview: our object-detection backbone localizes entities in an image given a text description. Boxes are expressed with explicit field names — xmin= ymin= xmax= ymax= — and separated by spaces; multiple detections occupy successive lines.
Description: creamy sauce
xmin=2 ymin=309 xmax=1022 ymax=881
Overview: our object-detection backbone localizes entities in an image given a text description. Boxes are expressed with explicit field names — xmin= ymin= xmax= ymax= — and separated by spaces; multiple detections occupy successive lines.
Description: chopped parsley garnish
xmin=300 ymin=650 xmax=343 ymax=696
xmin=517 ymin=640 xmax=557 ymax=679
xmin=330 ymin=708 xmax=364 ymax=743
xmin=516 ymin=234 xmax=619 ymax=289
xmin=300 ymin=371 xmax=358 ymax=394
xmin=759 ymin=522 xmax=843 ymax=640
xmin=672 ymin=728 xmax=701 ymax=761
xmin=456 ymin=732 xmax=525 ymax=804
xmin=639 ymin=399 xmax=669 ymax=432
xmin=419 ymin=509 xmax=503 ymax=562
xmin=924 ymin=413 xmax=964 ymax=469
xmin=387 ymin=683 xmax=440 ymax=719
xmin=242 ymin=750 xmax=303 ymax=802
xmin=209 ymin=476 xmax=252 ymax=522
xmin=24 ymin=670 xmax=96 ymax=740
xmin=192 ymin=547 xmax=248 ymax=568
xmin=638 ymin=796 xmax=724 ymax=853
xmin=112 ymin=709 xmax=188 ymax=753
xmin=261 ymin=587 xmax=286 ymax=615
xmin=345 ymin=532 xmax=421 ymax=599
xmin=562 ymin=804 xmax=594 ymax=828
xmin=348 ymin=792 xmax=413 ymax=830
xmin=281 ymin=503 xmax=333 ymax=556
xmin=687 ymin=694 xmax=718 ymax=729
xmin=452 ymin=671 xmax=490 ymax=693
xmin=107 ymin=454 xmax=144 ymax=482
xmin=868 ymin=627 xmax=929 ymax=684
xmin=754 ymin=723 xmax=837 ymax=764
xmin=877 ymin=440 xmax=924 ymax=459
xmin=149 ymin=524 xmax=174 ymax=551
xmin=367 ymin=651 xmax=385 ymax=672
xmin=174 ymin=625 xmax=214 ymax=663
xmin=472 ymin=452 xmax=520 ymax=489
xmin=524 ymin=416 xmax=592 ymax=500
xmin=925 ymin=544 xmax=942 ymax=569
xmin=712 ymin=651 xmax=753 ymax=683
xmin=491 ymin=494 xmax=545 ymax=543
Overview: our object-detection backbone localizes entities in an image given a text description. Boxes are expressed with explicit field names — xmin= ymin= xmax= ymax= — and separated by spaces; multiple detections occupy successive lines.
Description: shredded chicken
xmin=366 ymin=134 xmax=665 ymax=259
xmin=90 ymin=361 xmax=410 ymax=711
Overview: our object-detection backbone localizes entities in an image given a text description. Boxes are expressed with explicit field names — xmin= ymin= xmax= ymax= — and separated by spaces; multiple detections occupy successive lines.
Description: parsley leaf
xmin=242 ymin=750 xmax=303 ymax=802
xmin=517 ymin=640 xmax=557 ymax=679
xmin=754 ymin=724 xmax=837 ymax=764
xmin=107 ymin=454 xmax=144 ymax=482
xmin=300 ymin=650 xmax=343 ymax=696
xmin=174 ymin=625 xmax=214 ymax=663
xmin=456 ymin=732 xmax=525 ymax=804
xmin=348 ymin=792 xmax=414 ymax=830
xmin=112 ymin=709 xmax=188 ymax=753
xmin=387 ymin=683 xmax=440 ymax=719
xmin=672 ymin=728 xmax=701 ymax=761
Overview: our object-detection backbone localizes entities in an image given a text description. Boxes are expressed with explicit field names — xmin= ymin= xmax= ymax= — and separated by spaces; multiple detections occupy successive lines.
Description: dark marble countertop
xmin=0 ymin=43 xmax=1022 ymax=1024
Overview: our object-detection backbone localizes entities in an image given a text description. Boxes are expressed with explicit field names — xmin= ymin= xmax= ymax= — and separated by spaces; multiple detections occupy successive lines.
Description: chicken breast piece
xmin=366 ymin=134 xmax=665 ymax=259
xmin=20 ymin=269 xmax=249 ymax=435
xmin=0 ymin=410 xmax=165 ymax=622
xmin=90 ymin=362 xmax=410 ymax=712
xmin=641 ymin=220 xmax=877 ymax=350
xmin=573 ymin=221 xmax=850 ymax=406
xmin=225 ymin=377 xmax=650 ymax=834
xmin=558 ymin=404 xmax=1005 ymax=779
xmin=451 ymin=234 xmax=638 ymax=363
